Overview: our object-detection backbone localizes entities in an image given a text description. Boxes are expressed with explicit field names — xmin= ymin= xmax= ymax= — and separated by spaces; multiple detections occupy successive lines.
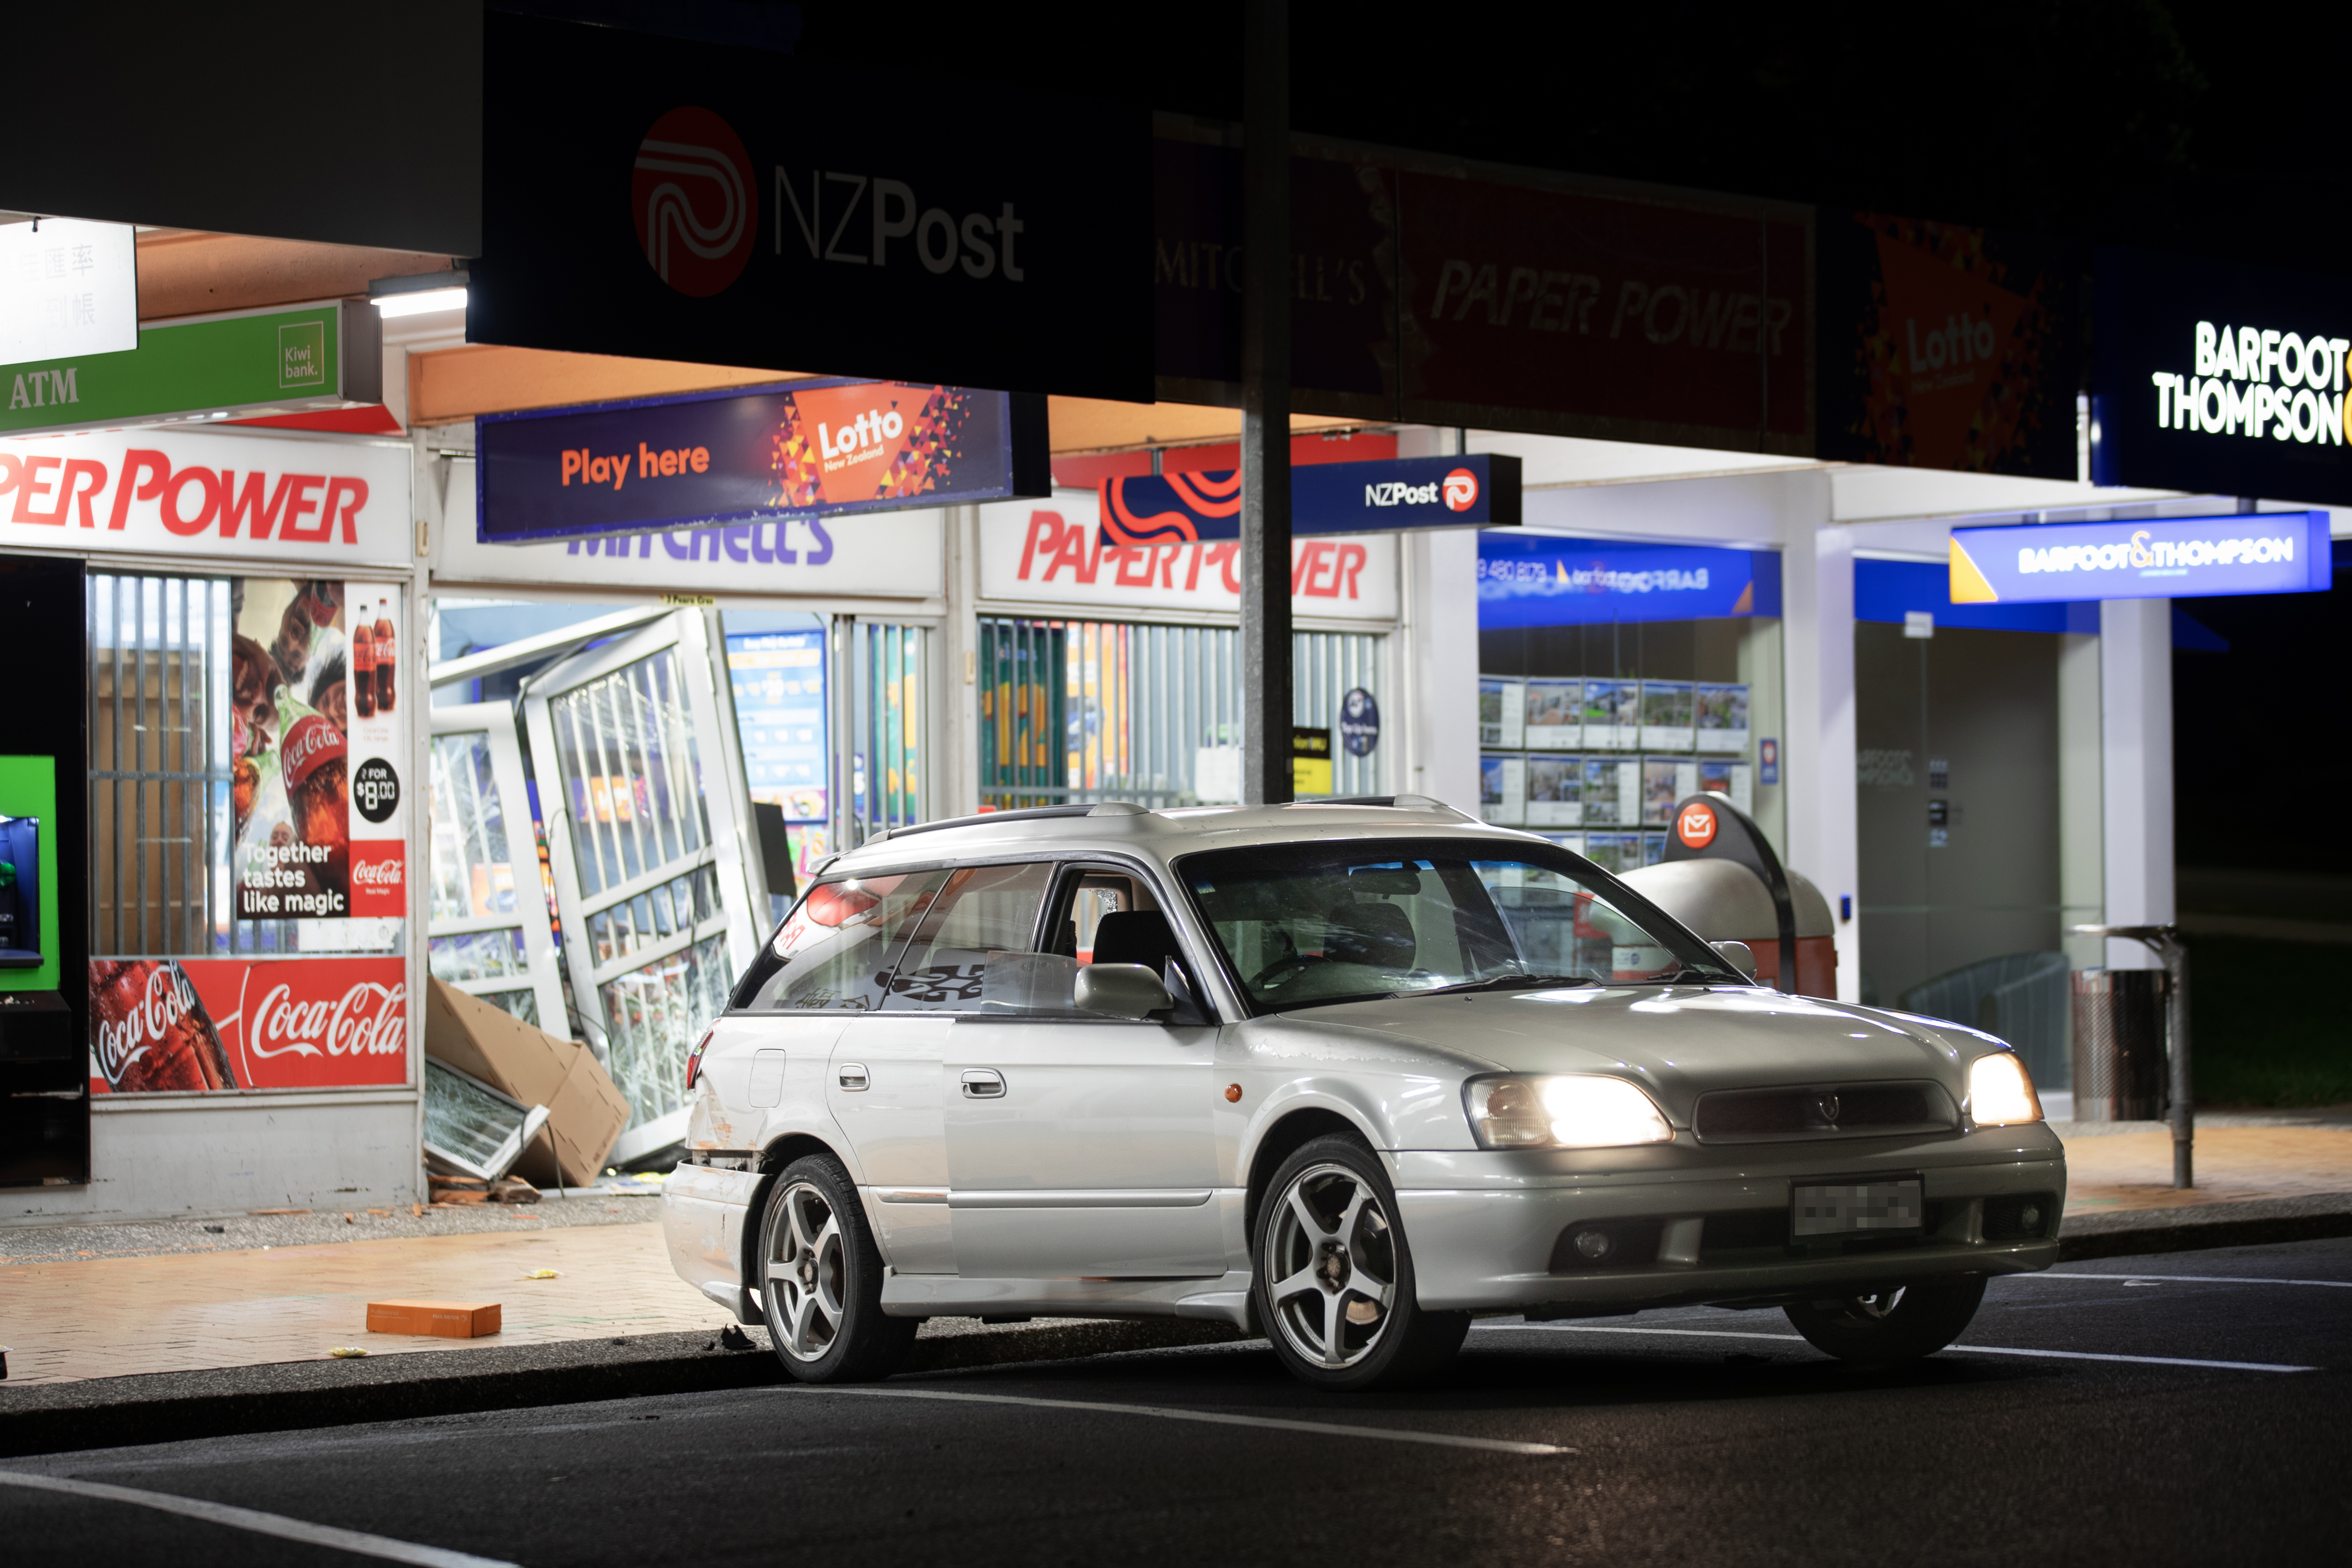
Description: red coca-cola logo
xmin=350 ymin=841 xmax=405 ymax=918
xmin=246 ymin=978 xmax=407 ymax=1061
xmin=93 ymin=962 xmax=198 ymax=1087
xmin=282 ymin=713 xmax=346 ymax=788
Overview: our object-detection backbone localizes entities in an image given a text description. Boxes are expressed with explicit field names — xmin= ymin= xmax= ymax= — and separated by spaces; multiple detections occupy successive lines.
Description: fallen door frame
xmin=425 ymin=699 xmax=570 ymax=1035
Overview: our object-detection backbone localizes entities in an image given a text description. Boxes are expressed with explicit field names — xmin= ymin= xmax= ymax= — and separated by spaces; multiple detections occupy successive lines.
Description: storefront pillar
xmin=2098 ymin=597 xmax=2174 ymax=969
xmin=1781 ymin=484 xmax=1862 ymax=1001
xmin=940 ymin=505 xmax=983 ymax=818
xmin=1400 ymin=527 xmax=1481 ymax=814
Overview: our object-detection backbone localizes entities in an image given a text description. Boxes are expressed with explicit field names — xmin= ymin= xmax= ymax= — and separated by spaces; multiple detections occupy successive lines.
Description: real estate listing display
xmin=1477 ymin=678 xmax=1754 ymax=842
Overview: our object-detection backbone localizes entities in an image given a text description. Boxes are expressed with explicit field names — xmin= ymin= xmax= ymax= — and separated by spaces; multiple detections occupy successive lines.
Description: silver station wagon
xmin=662 ymin=799 xmax=2064 ymax=1389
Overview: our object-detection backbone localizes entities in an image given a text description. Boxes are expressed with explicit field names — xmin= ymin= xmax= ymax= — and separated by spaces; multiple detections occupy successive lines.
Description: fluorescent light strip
xmin=374 ymin=287 xmax=467 ymax=318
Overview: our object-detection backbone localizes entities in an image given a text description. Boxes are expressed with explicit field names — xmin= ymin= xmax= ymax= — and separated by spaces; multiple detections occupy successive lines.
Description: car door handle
xmin=836 ymin=1063 xmax=869 ymax=1092
xmin=960 ymin=1069 xmax=1006 ymax=1099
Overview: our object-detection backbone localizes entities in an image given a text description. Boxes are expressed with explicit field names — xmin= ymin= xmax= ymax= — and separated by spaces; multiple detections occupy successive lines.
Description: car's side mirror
xmin=1710 ymin=940 xmax=1757 ymax=980
xmin=1074 ymin=962 xmax=1173 ymax=1019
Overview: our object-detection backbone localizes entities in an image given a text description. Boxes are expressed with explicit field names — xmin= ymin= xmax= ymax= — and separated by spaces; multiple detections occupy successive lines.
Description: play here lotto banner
xmin=1949 ymin=510 xmax=2330 ymax=604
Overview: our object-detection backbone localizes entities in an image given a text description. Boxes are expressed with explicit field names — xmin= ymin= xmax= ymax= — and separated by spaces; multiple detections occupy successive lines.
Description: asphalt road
xmin=7 ymin=1238 xmax=2349 ymax=1567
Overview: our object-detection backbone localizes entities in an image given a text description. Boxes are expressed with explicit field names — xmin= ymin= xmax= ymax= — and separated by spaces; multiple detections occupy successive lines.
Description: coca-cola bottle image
xmin=91 ymin=959 xmax=237 ymax=1091
xmin=282 ymin=714 xmax=351 ymax=908
xmin=352 ymin=616 xmax=377 ymax=720
xmin=372 ymin=600 xmax=397 ymax=714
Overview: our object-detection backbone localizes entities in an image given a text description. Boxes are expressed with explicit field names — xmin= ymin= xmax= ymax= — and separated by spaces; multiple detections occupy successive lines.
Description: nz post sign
xmin=1949 ymin=511 xmax=2331 ymax=604
xmin=1476 ymin=532 xmax=1782 ymax=628
xmin=475 ymin=378 xmax=1048 ymax=546
xmin=1096 ymin=454 xmax=1519 ymax=545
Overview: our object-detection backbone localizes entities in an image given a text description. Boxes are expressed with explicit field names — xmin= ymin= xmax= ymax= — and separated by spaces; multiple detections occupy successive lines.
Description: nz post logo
xmin=632 ymin=107 xmax=758 ymax=297
xmin=1443 ymin=467 xmax=1479 ymax=512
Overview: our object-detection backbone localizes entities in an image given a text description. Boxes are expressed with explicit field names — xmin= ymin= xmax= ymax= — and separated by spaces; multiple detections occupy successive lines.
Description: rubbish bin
xmin=2070 ymin=968 xmax=2168 ymax=1121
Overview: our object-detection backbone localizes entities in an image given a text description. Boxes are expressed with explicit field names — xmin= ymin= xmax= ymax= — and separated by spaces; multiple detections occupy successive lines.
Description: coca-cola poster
xmin=231 ymin=579 xmax=408 ymax=926
xmin=90 ymin=956 xmax=408 ymax=1093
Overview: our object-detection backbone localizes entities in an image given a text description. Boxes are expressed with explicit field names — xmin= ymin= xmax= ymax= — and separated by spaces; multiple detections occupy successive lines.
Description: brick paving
xmin=2061 ymin=1125 xmax=2352 ymax=1213
xmin=0 ymin=1222 xmax=733 ymax=1387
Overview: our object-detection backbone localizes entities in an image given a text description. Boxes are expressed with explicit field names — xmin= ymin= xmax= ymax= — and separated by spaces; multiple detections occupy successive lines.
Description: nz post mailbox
xmin=1618 ymin=793 xmax=1837 ymax=998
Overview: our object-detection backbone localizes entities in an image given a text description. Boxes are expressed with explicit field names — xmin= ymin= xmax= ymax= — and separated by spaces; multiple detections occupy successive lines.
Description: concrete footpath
xmin=3 ymin=1118 xmax=2347 ymax=1457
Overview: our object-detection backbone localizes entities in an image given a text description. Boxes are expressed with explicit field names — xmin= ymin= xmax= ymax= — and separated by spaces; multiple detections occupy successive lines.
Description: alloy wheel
xmin=765 ymin=1179 xmax=846 ymax=1361
xmin=1264 ymin=1161 xmax=1399 ymax=1369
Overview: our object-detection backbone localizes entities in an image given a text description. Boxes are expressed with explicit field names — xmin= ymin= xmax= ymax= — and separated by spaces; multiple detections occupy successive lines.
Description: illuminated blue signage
xmin=1949 ymin=511 xmax=2331 ymax=604
xmin=1476 ymin=534 xmax=1782 ymax=628
xmin=1097 ymin=454 xmax=1520 ymax=546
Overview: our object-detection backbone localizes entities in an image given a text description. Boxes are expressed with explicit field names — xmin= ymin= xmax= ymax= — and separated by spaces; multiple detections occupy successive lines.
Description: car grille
xmin=1691 ymin=1081 xmax=1957 ymax=1144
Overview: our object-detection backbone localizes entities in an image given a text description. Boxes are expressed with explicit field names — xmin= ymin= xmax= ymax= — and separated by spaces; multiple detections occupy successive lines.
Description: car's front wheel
xmin=1783 ymin=1275 xmax=1986 ymax=1366
xmin=1254 ymin=1134 xmax=1469 ymax=1390
xmin=758 ymin=1154 xmax=915 ymax=1382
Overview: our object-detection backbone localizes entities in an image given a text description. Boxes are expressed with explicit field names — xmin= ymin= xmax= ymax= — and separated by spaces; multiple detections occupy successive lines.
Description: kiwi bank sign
xmin=2095 ymin=247 xmax=2352 ymax=504
xmin=475 ymin=12 xmax=1150 ymax=402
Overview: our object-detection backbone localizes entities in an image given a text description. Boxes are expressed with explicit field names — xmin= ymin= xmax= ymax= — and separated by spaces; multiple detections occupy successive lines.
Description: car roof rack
xmin=872 ymin=802 xmax=1150 ymax=842
xmin=1314 ymin=794 xmax=1464 ymax=813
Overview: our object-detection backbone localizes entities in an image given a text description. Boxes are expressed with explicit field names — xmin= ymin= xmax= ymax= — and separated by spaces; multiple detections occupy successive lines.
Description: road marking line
xmin=783 ymin=1386 xmax=1573 ymax=1455
xmin=2010 ymin=1273 xmax=2352 ymax=1289
xmin=0 ymin=1470 xmax=515 ymax=1567
xmin=1473 ymin=1321 xmax=2319 ymax=1373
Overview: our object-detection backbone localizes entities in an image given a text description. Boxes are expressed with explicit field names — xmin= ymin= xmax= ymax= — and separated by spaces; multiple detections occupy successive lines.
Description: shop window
xmin=1476 ymin=618 xmax=1783 ymax=872
xmin=88 ymin=573 xmax=403 ymax=956
xmin=845 ymin=622 xmax=931 ymax=843
xmin=977 ymin=618 xmax=1386 ymax=809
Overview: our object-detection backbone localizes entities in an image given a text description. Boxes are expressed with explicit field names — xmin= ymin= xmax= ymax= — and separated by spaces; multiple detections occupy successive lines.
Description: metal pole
xmin=1239 ymin=0 xmax=1292 ymax=805
xmin=2163 ymin=934 xmax=2193 ymax=1188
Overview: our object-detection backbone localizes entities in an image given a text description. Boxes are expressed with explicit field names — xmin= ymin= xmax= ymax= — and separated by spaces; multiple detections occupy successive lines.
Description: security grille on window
xmin=977 ymin=618 xmax=1386 ymax=809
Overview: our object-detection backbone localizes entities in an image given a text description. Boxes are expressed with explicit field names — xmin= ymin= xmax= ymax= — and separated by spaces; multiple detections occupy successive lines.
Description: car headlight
xmin=1969 ymin=1051 xmax=2043 ymax=1127
xmin=1464 ymin=1075 xmax=1675 ymax=1149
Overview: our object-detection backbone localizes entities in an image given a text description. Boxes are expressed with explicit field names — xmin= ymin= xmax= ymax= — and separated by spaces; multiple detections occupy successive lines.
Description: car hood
xmin=1292 ymin=985 xmax=1976 ymax=1125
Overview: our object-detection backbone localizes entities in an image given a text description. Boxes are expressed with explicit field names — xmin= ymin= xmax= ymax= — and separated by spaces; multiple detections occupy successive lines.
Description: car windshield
xmin=1177 ymin=838 xmax=1738 ymax=1013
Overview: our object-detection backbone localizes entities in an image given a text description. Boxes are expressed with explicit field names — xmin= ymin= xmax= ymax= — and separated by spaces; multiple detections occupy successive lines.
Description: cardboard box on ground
xmin=424 ymin=979 xmax=631 ymax=1189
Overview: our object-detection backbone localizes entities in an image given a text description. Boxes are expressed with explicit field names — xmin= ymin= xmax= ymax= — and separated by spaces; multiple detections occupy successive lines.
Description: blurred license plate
xmin=1792 ymin=1179 xmax=1923 ymax=1237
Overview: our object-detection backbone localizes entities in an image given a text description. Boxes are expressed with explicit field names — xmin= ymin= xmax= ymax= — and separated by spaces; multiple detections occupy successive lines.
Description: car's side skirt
xmin=880 ymin=1269 xmax=1256 ymax=1327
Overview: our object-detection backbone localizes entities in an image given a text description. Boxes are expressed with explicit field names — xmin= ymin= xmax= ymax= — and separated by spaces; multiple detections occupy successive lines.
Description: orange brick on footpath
xmin=366 ymin=1299 xmax=503 ymax=1338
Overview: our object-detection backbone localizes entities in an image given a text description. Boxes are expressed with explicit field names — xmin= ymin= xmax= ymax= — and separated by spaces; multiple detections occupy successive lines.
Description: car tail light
xmin=684 ymin=1027 xmax=716 ymax=1090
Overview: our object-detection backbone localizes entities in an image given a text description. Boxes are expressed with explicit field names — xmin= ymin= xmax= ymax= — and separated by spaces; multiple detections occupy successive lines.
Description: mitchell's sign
xmin=1949 ymin=511 xmax=2331 ymax=604
xmin=476 ymin=12 xmax=1150 ymax=401
xmin=2094 ymin=247 xmax=2352 ymax=503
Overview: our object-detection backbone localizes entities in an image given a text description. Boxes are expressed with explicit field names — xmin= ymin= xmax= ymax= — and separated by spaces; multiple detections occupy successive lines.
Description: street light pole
xmin=1239 ymin=0 xmax=1292 ymax=805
